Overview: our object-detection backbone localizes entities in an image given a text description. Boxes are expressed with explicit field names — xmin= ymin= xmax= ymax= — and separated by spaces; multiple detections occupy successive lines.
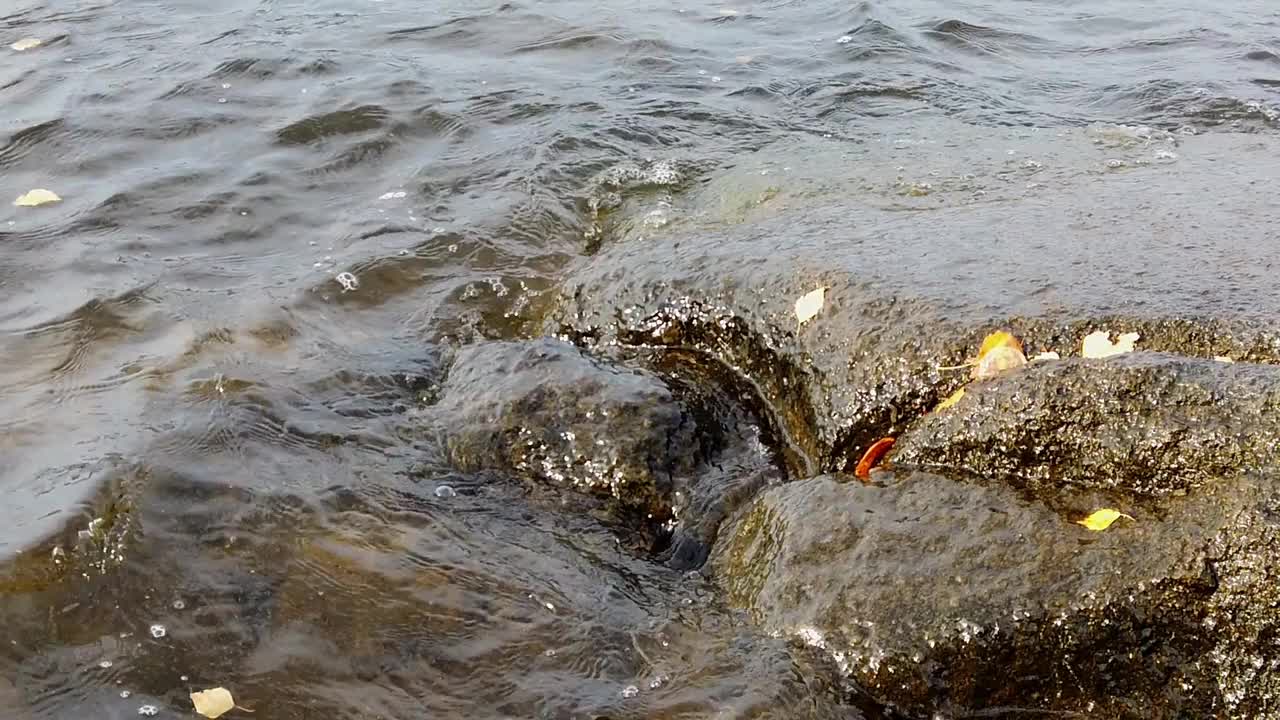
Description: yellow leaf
xmin=936 ymin=387 xmax=965 ymax=410
xmin=794 ymin=287 xmax=825 ymax=325
xmin=10 ymin=38 xmax=42 ymax=51
xmin=191 ymin=687 xmax=236 ymax=719
xmin=1081 ymin=330 xmax=1139 ymax=359
xmin=971 ymin=344 xmax=1027 ymax=380
xmin=14 ymin=189 xmax=61 ymax=207
xmin=1076 ymin=508 xmax=1133 ymax=531
xmin=978 ymin=330 xmax=1023 ymax=359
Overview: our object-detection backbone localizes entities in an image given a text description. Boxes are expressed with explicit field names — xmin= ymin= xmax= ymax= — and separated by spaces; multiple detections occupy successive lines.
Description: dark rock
xmin=711 ymin=471 xmax=1280 ymax=718
xmin=433 ymin=339 xmax=701 ymax=522
xmin=892 ymin=354 xmax=1280 ymax=495
xmin=539 ymin=123 xmax=1280 ymax=715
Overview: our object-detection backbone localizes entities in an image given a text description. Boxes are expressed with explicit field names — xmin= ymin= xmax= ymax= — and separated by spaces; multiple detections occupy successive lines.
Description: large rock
xmin=711 ymin=471 xmax=1280 ymax=718
xmin=539 ymin=119 xmax=1280 ymax=715
xmin=546 ymin=121 xmax=1280 ymax=477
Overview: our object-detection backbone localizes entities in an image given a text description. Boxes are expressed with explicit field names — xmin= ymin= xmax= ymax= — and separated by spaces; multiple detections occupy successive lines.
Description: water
xmin=1 ymin=0 xmax=1277 ymax=717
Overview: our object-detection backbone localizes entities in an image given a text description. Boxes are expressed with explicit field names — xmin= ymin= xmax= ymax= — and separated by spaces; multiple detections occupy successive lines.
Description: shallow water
xmin=1 ymin=0 xmax=1277 ymax=717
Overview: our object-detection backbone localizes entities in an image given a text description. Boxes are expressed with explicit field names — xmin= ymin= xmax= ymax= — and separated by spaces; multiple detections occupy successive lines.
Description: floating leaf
xmin=1076 ymin=508 xmax=1133 ymax=532
xmin=854 ymin=437 xmax=895 ymax=482
xmin=14 ymin=188 xmax=61 ymax=207
xmin=936 ymin=387 xmax=965 ymax=410
xmin=10 ymin=38 xmax=42 ymax=51
xmin=1032 ymin=350 xmax=1060 ymax=361
xmin=1081 ymin=330 xmax=1139 ymax=359
xmin=794 ymin=287 xmax=825 ymax=325
xmin=191 ymin=688 xmax=235 ymax=719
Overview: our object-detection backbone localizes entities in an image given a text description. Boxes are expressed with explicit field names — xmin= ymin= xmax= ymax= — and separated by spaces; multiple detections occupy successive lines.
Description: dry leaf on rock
xmin=972 ymin=344 xmax=1027 ymax=380
xmin=1076 ymin=508 xmax=1133 ymax=532
xmin=794 ymin=287 xmax=825 ymax=325
xmin=970 ymin=329 xmax=1028 ymax=380
xmin=11 ymin=38 xmax=42 ymax=51
xmin=1032 ymin=350 xmax=1060 ymax=361
xmin=191 ymin=687 xmax=236 ymax=719
xmin=14 ymin=189 xmax=61 ymax=207
xmin=978 ymin=330 xmax=1023 ymax=358
xmin=1215 ymin=356 xmax=1235 ymax=364
xmin=854 ymin=437 xmax=894 ymax=482
xmin=1081 ymin=330 xmax=1139 ymax=359
xmin=935 ymin=387 xmax=965 ymax=410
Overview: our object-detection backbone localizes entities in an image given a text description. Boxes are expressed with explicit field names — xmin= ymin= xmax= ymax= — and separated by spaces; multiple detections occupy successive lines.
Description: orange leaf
xmin=855 ymin=437 xmax=895 ymax=482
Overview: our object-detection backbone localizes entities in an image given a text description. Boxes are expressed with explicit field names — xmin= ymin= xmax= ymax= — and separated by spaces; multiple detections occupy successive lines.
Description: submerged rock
xmin=711 ymin=471 xmax=1280 ymax=718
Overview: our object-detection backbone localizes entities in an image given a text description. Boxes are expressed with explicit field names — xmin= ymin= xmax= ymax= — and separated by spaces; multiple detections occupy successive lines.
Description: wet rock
xmin=711 ymin=471 xmax=1280 ymax=718
xmin=546 ymin=123 xmax=1280 ymax=476
xmin=433 ymin=339 xmax=707 ymax=522
xmin=892 ymin=354 xmax=1280 ymax=495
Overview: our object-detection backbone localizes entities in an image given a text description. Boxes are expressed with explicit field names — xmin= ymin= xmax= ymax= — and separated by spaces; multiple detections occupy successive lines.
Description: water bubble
xmin=149 ymin=624 xmax=166 ymax=639
xmin=335 ymin=272 xmax=359 ymax=292
xmin=172 ymin=599 xmax=185 ymax=610
xmin=434 ymin=485 xmax=456 ymax=498
xmin=711 ymin=76 xmax=721 ymax=83
xmin=378 ymin=191 xmax=407 ymax=200
xmin=543 ymin=649 xmax=557 ymax=657
xmin=99 ymin=660 xmax=113 ymax=669
xmin=648 ymin=674 xmax=669 ymax=689
xmin=837 ymin=35 xmax=853 ymax=44
xmin=120 ymin=690 xmax=132 ymax=698
xmin=138 ymin=706 xmax=159 ymax=717
xmin=544 ymin=602 xmax=556 ymax=611
xmin=221 ymin=83 xmax=230 ymax=89
xmin=218 ymin=98 xmax=227 ymax=104
xmin=620 ymin=685 xmax=639 ymax=699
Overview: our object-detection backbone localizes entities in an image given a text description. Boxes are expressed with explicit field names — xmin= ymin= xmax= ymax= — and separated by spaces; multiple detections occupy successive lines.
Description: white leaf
xmin=1032 ymin=351 xmax=1060 ymax=361
xmin=794 ymin=287 xmax=825 ymax=325
xmin=10 ymin=38 xmax=42 ymax=51
xmin=1214 ymin=356 xmax=1235 ymax=364
xmin=1081 ymin=330 xmax=1139 ymax=359
xmin=190 ymin=687 xmax=235 ymax=719
xmin=14 ymin=189 xmax=61 ymax=207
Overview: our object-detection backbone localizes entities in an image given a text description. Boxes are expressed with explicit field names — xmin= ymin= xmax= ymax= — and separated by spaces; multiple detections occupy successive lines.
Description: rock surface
xmin=711 ymin=471 xmax=1280 ymax=718
xmin=432 ymin=338 xmax=705 ymax=523
xmin=547 ymin=123 xmax=1280 ymax=477
xmin=892 ymin=353 xmax=1280 ymax=495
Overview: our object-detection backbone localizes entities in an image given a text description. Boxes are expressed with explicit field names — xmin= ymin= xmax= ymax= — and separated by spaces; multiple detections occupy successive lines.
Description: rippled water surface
xmin=2 ymin=0 xmax=1278 ymax=717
